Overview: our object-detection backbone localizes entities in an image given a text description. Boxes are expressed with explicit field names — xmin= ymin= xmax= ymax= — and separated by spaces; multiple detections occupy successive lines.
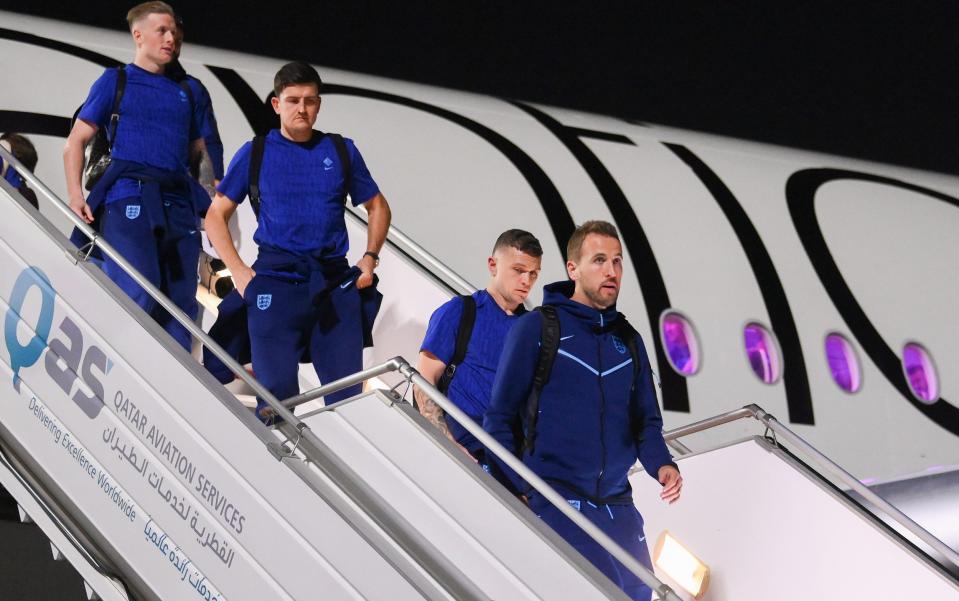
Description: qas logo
xmin=5 ymin=267 xmax=111 ymax=417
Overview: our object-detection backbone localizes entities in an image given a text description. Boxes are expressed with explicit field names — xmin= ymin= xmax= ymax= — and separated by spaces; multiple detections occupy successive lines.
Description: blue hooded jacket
xmin=483 ymin=280 xmax=675 ymax=503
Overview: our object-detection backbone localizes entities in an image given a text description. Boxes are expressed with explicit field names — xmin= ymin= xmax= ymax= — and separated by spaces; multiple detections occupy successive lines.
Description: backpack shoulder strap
xmin=327 ymin=133 xmax=352 ymax=205
xmin=436 ymin=295 xmax=476 ymax=394
xmin=613 ymin=315 xmax=642 ymax=382
xmin=106 ymin=66 xmax=126 ymax=149
xmin=521 ymin=305 xmax=561 ymax=454
xmin=248 ymin=134 xmax=266 ymax=218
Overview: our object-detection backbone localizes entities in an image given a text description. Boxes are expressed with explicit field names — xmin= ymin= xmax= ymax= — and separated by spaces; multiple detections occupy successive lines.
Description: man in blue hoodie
xmin=484 ymin=220 xmax=682 ymax=601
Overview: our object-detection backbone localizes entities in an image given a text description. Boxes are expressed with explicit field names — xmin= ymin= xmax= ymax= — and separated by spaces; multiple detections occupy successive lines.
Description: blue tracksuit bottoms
xmin=530 ymin=493 xmax=653 ymax=601
xmin=101 ymin=195 xmax=200 ymax=352
xmin=244 ymin=257 xmax=366 ymax=409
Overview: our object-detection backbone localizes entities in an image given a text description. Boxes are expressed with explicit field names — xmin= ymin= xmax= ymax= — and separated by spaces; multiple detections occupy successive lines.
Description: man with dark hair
xmin=1 ymin=133 xmax=39 ymax=209
xmin=63 ymin=1 xmax=209 ymax=351
xmin=484 ymin=220 xmax=682 ymax=601
xmin=205 ymin=61 xmax=390 ymax=422
xmin=416 ymin=229 xmax=542 ymax=463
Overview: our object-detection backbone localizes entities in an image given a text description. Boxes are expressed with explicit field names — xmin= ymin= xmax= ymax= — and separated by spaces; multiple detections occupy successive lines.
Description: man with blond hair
xmin=484 ymin=220 xmax=682 ymax=601
xmin=63 ymin=1 xmax=208 ymax=351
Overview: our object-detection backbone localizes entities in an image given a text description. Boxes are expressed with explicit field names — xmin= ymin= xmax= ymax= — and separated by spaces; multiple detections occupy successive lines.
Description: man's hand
xmin=233 ymin=265 xmax=256 ymax=298
xmin=658 ymin=465 xmax=683 ymax=504
xmin=356 ymin=253 xmax=376 ymax=289
xmin=69 ymin=192 xmax=94 ymax=224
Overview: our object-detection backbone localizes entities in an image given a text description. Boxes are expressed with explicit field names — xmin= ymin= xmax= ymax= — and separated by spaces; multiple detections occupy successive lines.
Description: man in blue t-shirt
xmin=205 ymin=61 xmax=391 ymax=422
xmin=416 ymin=230 xmax=542 ymax=463
xmin=63 ymin=1 xmax=209 ymax=352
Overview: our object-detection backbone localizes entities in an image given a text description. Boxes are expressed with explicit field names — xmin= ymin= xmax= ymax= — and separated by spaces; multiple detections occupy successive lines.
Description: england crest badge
xmin=256 ymin=294 xmax=272 ymax=310
xmin=125 ymin=205 xmax=141 ymax=219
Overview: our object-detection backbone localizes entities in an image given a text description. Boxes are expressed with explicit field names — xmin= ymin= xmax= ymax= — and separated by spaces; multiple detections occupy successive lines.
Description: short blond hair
xmin=566 ymin=220 xmax=619 ymax=262
xmin=126 ymin=1 xmax=175 ymax=31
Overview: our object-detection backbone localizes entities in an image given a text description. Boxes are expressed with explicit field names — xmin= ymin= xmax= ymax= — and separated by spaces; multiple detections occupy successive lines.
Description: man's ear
xmin=271 ymin=95 xmax=281 ymax=115
xmin=487 ymin=256 xmax=497 ymax=277
xmin=566 ymin=259 xmax=578 ymax=281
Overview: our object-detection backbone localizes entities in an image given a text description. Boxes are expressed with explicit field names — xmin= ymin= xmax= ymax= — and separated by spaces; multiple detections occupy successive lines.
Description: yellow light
xmin=652 ymin=531 xmax=710 ymax=599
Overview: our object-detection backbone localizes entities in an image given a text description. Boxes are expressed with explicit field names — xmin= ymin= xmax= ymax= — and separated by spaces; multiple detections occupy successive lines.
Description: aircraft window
xmin=743 ymin=322 xmax=781 ymax=384
xmin=660 ymin=311 xmax=701 ymax=376
xmin=902 ymin=342 xmax=939 ymax=404
xmin=824 ymin=333 xmax=861 ymax=393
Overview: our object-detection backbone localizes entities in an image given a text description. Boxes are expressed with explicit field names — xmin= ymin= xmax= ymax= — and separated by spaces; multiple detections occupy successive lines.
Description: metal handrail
xmin=663 ymin=403 xmax=959 ymax=572
xmin=290 ymin=355 xmax=683 ymax=601
xmin=345 ymin=205 xmax=475 ymax=296
xmin=283 ymin=358 xmax=403 ymax=409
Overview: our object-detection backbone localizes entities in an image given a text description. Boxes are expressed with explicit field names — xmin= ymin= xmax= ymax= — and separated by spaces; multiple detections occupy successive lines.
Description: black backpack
xmin=72 ymin=66 xmax=125 ymax=191
xmin=247 ymin=130 xmax=352 ymax=218
xmin=520 ymin=307 xmax=643 ymax=455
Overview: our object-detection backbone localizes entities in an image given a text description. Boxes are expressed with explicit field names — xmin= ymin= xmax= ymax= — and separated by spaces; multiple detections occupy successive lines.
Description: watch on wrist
xmin=363 ymin=251 xmax=380 ymax=267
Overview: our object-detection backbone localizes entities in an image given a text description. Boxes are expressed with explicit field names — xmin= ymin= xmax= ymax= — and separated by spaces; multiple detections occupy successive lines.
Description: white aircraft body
xmin=0 ymin=10 xmax=956 ymax=489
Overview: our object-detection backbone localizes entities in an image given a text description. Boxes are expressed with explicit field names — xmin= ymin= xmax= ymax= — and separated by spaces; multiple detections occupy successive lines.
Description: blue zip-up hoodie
xmin=483 ymin=280 xmax=675 ymax=503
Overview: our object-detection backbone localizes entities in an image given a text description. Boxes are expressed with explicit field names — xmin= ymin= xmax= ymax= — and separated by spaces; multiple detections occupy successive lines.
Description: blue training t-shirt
xmin=77 ymin=63 xmax=203 ymax=203
xmin=421 ymin=290 xmax=526 ymax=423
xmin=216 ymin=129 xmax=380 ymax=257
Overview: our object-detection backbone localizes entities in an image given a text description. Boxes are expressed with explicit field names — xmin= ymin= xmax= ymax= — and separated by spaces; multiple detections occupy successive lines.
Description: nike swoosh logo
xmin=340 ymin=279 xmax=355 ymax=289
xmin=560 ymin=335 xmax=574 ymax=341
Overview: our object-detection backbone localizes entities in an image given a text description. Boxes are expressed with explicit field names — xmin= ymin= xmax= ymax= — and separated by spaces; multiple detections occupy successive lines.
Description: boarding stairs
xmin=1 ymin=148 xmax=957 ymax=601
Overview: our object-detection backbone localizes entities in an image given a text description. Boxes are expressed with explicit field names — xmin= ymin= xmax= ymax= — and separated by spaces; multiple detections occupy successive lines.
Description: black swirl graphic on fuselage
xmin=786 ymin=168 xmax=958 ymax=436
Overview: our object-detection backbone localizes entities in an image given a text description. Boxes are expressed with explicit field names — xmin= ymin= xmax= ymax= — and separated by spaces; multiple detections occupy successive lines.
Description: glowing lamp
xmin=652 ymin=531 xmax=710 ymax=599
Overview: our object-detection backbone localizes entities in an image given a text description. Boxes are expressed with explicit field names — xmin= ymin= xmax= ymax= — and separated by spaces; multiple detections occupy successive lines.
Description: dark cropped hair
xmin=273 ymin=61 xmax=323 ymax=96
xmin=566 ymin=220 xmax=619 ymax=262
xmin=1 ymin=133 xmax=38 ymax=172
xmin=492 ymin=229 xmax=543 ymax=257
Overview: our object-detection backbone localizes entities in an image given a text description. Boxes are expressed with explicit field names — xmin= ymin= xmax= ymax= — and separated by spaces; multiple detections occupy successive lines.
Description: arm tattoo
xmin=415 ymin=385 xmax=453 ymax=439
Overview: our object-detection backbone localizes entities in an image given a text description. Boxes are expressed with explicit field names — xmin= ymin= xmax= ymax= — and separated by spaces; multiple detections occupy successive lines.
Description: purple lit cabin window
xmin=825 ymin=333 xmax=861 ymax=393
xmin=743 ymin=323 xmax=781 ymax=384
xmin=660 ymin=312 xmax=700 ymax=376
xmin=902 ymin=342 xmax=939 ymax=404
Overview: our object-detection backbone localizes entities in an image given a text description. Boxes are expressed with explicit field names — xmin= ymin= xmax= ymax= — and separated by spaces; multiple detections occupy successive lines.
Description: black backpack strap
xmin=521 ymin=305 xmax=561 ymax=455
xmin=616 ymin=316 xmax=643 ymax=392
xmin=106 ymin=66 xmax=126 ymax=150
xmin=248 ymin=134 xmax=266 ymax=218
xmin=327 ymin=133 xmax=352 ymax=205
xmin=436 ymin=295 xmax=476 ymax=394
